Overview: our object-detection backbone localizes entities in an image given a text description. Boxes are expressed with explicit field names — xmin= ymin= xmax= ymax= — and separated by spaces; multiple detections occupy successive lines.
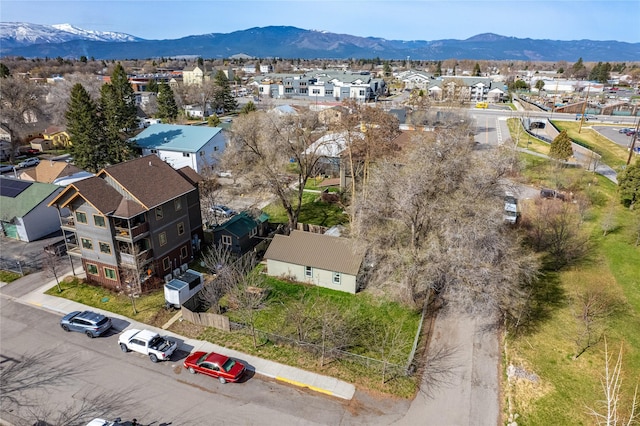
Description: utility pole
xmin=578 ymin=83 xmax=591 ymax=134
xmin=626 ymin=119 xmax=640 ymax=166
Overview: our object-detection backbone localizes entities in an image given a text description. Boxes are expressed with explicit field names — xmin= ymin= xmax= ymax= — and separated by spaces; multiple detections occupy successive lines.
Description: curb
xmin=275 ymin=376 xmax=335 ymax=397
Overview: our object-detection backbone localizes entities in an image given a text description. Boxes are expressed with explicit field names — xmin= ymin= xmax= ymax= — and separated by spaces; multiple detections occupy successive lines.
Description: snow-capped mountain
xmin=0 ymin=22 xmax=142 ymax=49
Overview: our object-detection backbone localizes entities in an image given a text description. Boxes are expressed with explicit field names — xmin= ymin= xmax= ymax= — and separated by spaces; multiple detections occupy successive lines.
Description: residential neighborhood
xmin=1 ymin=37 xmax=639 ymax=426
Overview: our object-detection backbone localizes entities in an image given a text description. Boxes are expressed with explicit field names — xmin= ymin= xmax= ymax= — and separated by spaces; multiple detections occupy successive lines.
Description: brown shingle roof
xmin=264 ymin=230 xmax=364 ymax=275
xmin=100 ymin=155 xmax=195 ymax=209
xmin=69 ymin=177 xmax=124 ymax=214
xmin=176 ymin=166 xmax=203 ymax=186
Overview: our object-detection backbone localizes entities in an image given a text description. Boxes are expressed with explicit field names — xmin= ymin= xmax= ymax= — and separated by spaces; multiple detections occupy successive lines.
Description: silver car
xmin=60 ymin=310 xmax=112 ymax=338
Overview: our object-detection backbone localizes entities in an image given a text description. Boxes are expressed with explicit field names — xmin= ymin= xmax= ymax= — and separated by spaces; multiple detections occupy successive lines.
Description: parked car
xmin=624 ymin=129 xmax=637 ymax=136
xmin=211 ymin=205 xmax=237 ymax=217
xmin=86 ymin=418 xmax=121 ymax=426
xmin=183 ymin=351 xmax=246 ymax=384
xmin=217 ymin=170 xmax=233 ymax=178
xmin=26 ymin=149 xmax=40 ymax=155
xmin=0 ymin=164 xmax=15 ymax=173
xmin=118 ymin=328 xmax=177 ymax=363
xmin=619 ymin=128 xmax=632 ymax=134
xmin=17 ymin=157 xmax=40 ymax=168
xmin=60 ymin=310 xmax=112 ymax=338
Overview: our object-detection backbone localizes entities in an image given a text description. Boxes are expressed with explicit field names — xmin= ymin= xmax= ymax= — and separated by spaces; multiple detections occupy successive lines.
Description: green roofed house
xmin=212 ymin=212 xmax=269 ymax=256
xmin=130 ymin=124 xmax=226 ymax=174
xmin=0 ymin=177 xmax=67 ymax=241
xmin=264 ymin=230 xmax=365 ymax=294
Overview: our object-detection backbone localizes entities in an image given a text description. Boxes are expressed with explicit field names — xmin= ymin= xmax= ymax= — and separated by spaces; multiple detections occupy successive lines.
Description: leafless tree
xmin=0 ymin=76 xmax=48 ymax=161
xmin=45 ymin=72 xmax=103 ymax=126
xmin=222 ymin=109 xmax=328 ymax=232
xmin=198 ymin=244 xmax=240 ymax=313
xmin=315 ymin=299 xmax=357 ymax=367
xmin=521 ymin=198 xmax=590 ymax=270
xmin=572 ymin=285 xmax=621 ymax=360
xmin=41 ymin=249 xmax=65 ymax=293
xmin=601 ymin=203 xmax=618 ymax=237
xmin=353 ymin=127 xmax=540 ymax=320
xmin=227 ymin=266 xmax=268 ymax=348
xmin=118 ymin=244 xmax=146 ymax=315
xmin=369 ymin=320 xmax=411 ymax=384
xmin=586 ymin=339 xmax=639 ymax=425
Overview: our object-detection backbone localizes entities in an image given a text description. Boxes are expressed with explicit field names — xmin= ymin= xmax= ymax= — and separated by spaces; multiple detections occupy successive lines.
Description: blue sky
xmin=2 ymin=0 xmax=639 ymax=42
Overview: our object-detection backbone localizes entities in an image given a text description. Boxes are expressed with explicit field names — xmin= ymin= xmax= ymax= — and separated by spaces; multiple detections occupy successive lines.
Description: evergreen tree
xmin=99 ymin=63 xmax=137 ymax=164
xmin=207 ymin=114 xmax=221 ymax=127
xmin=212 ymin=70 xmax=238 ymax=113
xmin=618 ymin=160 xmax=640 ymax=209
xmin=435 ymin=61 xmax=442 ymax=77
xmin=473 ymin=63 xmax=481 ymax=76
xmin=0 ymin=63 xmax=11 ymax=78
xmin=240 ymin=101 xmax=257 ymax=115
xmin=549 ymin=130 xmax=573 ymax=161
xmin=156 ymin=83 xmax=178 ymax=122
xmin=535 ymin=79 xmax=545 ymax=92
xmin=146 ymin=79 xmax=159 ymax=93
xmin=65 ymin=83 xmax=107 ymax=172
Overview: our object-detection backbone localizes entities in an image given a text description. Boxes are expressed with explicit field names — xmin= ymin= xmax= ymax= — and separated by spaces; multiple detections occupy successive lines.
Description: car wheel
xmin=219 ymin=376 xmax=227 ymax=384
xmin=85 ymin=330 xmax=94 ymax=338
xmin=120 ymin=343 xmax=129 ymax=352
xmin=149 ymin=354 xmax=159 ymax=363
xmin=188 ymin=367 xmax=196 ymax=374
xmin=61 ymin=324 xmax=70 ymax=332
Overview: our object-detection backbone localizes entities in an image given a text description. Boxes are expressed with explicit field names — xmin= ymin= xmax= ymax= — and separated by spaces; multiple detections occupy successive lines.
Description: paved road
xmin=0 ymin=292 xmax=410 ymax=426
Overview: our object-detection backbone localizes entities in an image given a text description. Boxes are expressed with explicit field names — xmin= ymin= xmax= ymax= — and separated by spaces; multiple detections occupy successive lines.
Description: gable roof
xmin=131 ymin=124 xmax=222 ymax=153
xmin=48 ymin=155 xmax=197 ymax=217
xmin=213 ymin=212 xmax=259 ymax=238
xmin=264 ymin=230 xmax=364 ymax=275
xmin=23 ymin=161 xmax=82 ymax=184
xmin=99 ymin=155 xmax=196 ymax=210
xmin=0 ymin=177 xmax=61 ymax=220
xmin=304 ymin=131 xmax=363 ymax=158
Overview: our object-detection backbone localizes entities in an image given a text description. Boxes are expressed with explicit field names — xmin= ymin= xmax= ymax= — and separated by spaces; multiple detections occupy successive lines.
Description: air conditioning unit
xmin=181 ymin=263 xmax=188 ymax=272
xmin=173 ymin=268 xmax=181 ymax=278
xmin=164 ymin=274 xmax=173 ymax=283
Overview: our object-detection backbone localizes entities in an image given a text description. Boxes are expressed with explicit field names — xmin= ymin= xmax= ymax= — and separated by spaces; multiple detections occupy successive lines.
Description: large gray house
xmin=48 ymin=155 xmax=203 ymax=290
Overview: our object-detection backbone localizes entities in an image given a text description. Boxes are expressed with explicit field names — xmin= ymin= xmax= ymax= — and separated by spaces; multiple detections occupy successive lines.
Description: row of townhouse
xmin=254 ymin=71 xmax=387 ymax=102
xmin=397 ymin=70 xmax=507 ymax=103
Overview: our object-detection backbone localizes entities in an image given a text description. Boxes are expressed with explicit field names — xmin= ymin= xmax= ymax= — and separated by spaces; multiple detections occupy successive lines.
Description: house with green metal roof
xmin=212 ymin=211 xmax=269 ymax=256
xmin=0 ymin=177 xmax=66 ymax=241
xmin=130 ymin=124 xmax=226 ymax=174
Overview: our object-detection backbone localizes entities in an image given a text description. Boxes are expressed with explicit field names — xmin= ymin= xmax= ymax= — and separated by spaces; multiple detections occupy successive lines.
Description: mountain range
xmin=1 ymin=22 xmax=638 ymax=62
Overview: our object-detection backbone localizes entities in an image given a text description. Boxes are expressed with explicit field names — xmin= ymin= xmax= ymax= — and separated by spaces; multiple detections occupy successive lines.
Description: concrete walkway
xmin=8 ymin=273 xmax=356 ymax=401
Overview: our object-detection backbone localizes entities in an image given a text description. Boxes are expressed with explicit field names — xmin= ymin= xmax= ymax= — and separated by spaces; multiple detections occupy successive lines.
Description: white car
xmin=17 ymin=157 xmax=40 ymax=168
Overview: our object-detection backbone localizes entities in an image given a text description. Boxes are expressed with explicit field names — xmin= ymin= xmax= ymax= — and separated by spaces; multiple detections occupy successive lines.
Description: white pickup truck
xmin=118 ymin=329 xmax=177 ymax=363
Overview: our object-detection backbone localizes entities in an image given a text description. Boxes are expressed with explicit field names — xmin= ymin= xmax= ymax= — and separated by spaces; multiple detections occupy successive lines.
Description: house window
xmin=93 ymin=214 xmax=106 ymax=227
xmin=99 ymin=242 xmax=112 ymax=254
xmin=155 ymin=206 xmax=163 ymax=220
xmin=183 ymin=152 xmax=190 ymax=157
xmin=76 ymin=211 xmax=87 ymax=224
xmin=162 ymin=257 xmax=170 ymax=271
xmin=326 ymin=89 xmax=333 ymax=96
xmin=174 ymin=198 xmax=182 ymax=211
xmin=312 ymin=88 xmax=320 ymax=94
xmin=104 ymin=268 xmax=117 ymax=280
xmin=221 ymin=235 xmax=232 ymax=246
xmin=177 ymin=222 xmax=185 ymax=235
xmin=200 ymin=151 xmax=205 ymax=157
xmin=214 ymin=146 xmax=218 ymax=151
xmin=150 ymin=149 xmax=158 ymax=154
xmin=159 ymin=232 xmax=167 ymax=246
xmin=305 ymin=266 xmax=313 ymax=278
xmin=81 ymin=238 xmax=93 ymax=250
xmin=333 ymin=272 xmax=341 ymax=284
xmin=86 ymin=263 xmax=99 ymax=275
xmin=180 ymin=246 xmax=188 ymax=259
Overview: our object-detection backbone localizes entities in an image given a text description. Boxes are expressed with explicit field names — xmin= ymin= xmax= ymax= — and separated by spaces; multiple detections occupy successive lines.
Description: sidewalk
xmin=12 ymin=274 xmax=356 ymax=401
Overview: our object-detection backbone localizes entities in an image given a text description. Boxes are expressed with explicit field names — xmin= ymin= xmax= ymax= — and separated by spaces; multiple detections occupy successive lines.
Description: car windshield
xmin=197 ymin=353 xmax=209 ymax=364
xmin=221 ymin=358 xmax=236 ymax=372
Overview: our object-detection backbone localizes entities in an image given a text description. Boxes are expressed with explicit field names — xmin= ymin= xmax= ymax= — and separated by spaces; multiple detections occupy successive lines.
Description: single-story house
xmin=212 ymin=212 xmax=268 ymax=256
xmin=17 ymin=160 xmax=83 ymax=184
xmin=264 ymin=230 xmax=365 ymax=294
xmin=0 ymin=177 xmax=67 ymax=241
xmin=130 ymin=124 xmax=226 ymax=174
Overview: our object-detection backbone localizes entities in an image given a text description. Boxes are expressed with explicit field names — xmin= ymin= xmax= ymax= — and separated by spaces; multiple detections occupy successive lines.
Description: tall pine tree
xmin=156 ymin=83 xmax=178 ymax=122
xmin=213 ymin=70 xmax=238 ymax=114
xmin=65 ymin=83 xmax=107 ymax=172
xmin=100 ymin=63 xmax=137 ymax=164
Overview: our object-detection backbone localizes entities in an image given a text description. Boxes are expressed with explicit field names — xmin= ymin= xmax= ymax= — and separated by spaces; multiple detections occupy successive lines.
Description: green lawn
xmin=262 ymin=192 xmax=348 ymax=227
xmin=505 ymin=122 xmax=640 ymax=424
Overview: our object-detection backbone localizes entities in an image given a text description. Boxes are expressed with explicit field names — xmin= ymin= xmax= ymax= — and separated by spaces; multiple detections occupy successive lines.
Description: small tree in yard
xmin=370 ymin=320 xmax=410 ymax=384
xmin=618 ymin=160 xmax=640 ymax=209
xmin=227 ymin=266 xmax=268 ymax=348
xmin=550 ymin=129 xmax=574 ymax=162
xmin=42 ymin=250 xmax=64 ymax=293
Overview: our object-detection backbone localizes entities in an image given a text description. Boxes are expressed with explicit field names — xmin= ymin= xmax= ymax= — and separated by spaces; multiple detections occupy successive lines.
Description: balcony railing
xmin=60 ymin=216 xmax=75 ymax=230
xmin=119 ymin=249 xmax=153 ymax=267
xmin=114 ymin=222 xmax=149 ymax=241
